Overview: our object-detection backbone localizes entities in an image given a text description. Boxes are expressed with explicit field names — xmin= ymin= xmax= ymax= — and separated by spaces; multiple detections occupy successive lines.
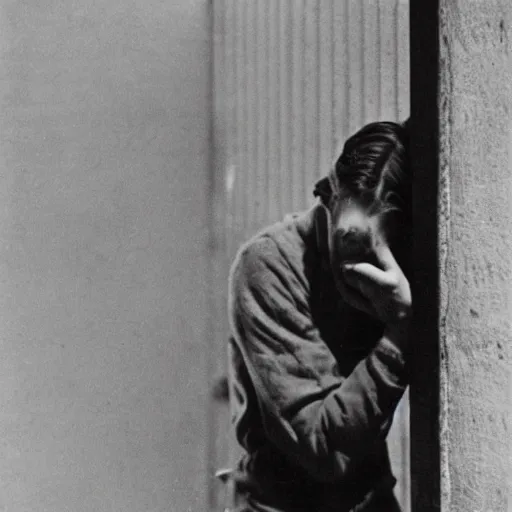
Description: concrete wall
xmin=0 ymin=1 xmax=211 ymax=511
xmin=439 ymin=1 xmax=512 ymax=510
xmin=411 ymin=1 xmax=512 ymax=510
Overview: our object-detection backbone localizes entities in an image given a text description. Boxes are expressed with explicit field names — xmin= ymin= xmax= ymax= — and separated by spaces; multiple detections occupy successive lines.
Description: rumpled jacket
xmin=227 ymin=206 xmax=408 ymax=512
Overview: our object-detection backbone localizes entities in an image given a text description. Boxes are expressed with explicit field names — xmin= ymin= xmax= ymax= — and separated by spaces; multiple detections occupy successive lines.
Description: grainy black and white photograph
xmin=0 ymin=0 xmax=510 ymax=511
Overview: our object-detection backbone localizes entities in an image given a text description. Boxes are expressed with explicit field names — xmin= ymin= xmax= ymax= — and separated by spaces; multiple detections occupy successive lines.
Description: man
xmin=227 ymin=121 xmax=411 ymax=511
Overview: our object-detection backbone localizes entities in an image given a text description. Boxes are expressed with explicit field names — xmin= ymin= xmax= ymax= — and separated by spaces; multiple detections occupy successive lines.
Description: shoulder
xmin=228 ymin=208 xmax=318 ymax=309
xmin=229 ymin=233 xmax=286 ymax=290
xmin=229 ymin=217 xmax=303 ymax=288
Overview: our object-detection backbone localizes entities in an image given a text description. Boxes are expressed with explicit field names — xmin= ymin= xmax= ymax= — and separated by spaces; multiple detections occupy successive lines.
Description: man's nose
xmin=333 ymin=227 xmax=374 ymax=263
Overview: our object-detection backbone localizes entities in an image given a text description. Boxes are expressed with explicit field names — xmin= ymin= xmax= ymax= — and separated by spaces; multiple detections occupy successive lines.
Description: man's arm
xmin=228 ymin=236 xmax=408 ymax=483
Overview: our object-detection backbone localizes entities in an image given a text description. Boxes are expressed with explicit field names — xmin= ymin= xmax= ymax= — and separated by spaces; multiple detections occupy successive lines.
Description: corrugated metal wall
xmin=211 ymin=1 xmax=410 ymax=510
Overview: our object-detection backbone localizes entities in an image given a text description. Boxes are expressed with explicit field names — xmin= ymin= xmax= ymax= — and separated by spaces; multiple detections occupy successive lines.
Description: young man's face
xmin=327 ymin=196 xmax=410 ymax=297
xmin=328 ymin=198 xmax=383 ymax=295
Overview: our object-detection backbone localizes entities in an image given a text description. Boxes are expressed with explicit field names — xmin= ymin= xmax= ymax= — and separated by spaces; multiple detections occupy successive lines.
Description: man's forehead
xmin=331 ymin=199 xmax=383 ymax=234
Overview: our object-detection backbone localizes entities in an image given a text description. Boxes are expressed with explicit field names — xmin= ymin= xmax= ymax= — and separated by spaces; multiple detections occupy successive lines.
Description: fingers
xmin=343 ymin=262 xmax=397 ymax=289
xmin=373 ymin=242 xmax=398 ymax=271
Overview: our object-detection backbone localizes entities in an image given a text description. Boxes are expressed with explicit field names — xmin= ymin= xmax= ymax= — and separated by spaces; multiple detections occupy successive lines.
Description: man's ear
xmin=313 ymin=176 xmax=332 ymax=207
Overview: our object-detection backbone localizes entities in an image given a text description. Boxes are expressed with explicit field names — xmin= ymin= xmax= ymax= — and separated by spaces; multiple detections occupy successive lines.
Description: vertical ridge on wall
xmin=222 ymin=2 xmax=236 ymax=488
xmin=234 ymin=0 xmax=244 ymax=243
xmin=256 ymin=0 xmax=267 ymax=228
xmin=262 ymin=0 xmax=271 ymax=226
xmin=223 ymin=0 xmax=234 ymax=264
xmin=279 ymin=1 xmax=291 ymax=218
xmin=211 ymin=1 xmax=410 ymax=510
xmin=397 ymin=0 xmax=410 ymax=121
xmin=245 ymin=0 xmax=256 ymax=234
xmin=268 ymin=0 xmax=280 ymax=221
xmin=303 ymin=0 xmax=318 ymax=204
xmin=290 ymin=0 xmax=305 ymax=214
xmin=209 ymin=0 xmax=226 ymax=509
xmin=347 ymin=0 xmax=364 ymax=134
xmin=363 ymin=1 xmax=380 ymax=122
xmin=333 ymin=0 xmax=349 ymax=153
xmin=241 ymin=1 xmax=250 ymax=236
xmin=394 ymin=0 xmax=401 ymax=121
xmin=319 ymin=0 xmax=334 ymax=178
xmin=379 ymin=0 xmax=399 ymax=120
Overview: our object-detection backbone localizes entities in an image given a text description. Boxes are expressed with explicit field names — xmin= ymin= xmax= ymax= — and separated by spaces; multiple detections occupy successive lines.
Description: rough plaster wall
xmin=439 ymin=1 xmax=512 ymax=510
xmin=0 ymin=1 xmax=210 ymax=511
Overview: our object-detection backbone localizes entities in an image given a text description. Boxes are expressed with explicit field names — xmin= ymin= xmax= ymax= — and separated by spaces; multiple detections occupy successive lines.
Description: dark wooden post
xmin=409 ymin=1 xmax=441 ymax=510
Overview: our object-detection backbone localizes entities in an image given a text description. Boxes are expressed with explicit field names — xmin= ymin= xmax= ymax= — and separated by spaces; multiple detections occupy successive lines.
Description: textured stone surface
xmin=439 ymin=1 xmax=512 ymax=510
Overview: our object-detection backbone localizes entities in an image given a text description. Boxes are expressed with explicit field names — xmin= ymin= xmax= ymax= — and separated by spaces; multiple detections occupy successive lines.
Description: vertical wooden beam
xmin=409 ymin=0 xmax=441 ymax=510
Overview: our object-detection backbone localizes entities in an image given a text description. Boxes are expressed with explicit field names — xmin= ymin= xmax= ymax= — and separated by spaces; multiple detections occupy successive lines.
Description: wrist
xmin=384 ymin=318 xmax=410 ymax=350
xmin=370 ymin=335 xmax=409 ymax=387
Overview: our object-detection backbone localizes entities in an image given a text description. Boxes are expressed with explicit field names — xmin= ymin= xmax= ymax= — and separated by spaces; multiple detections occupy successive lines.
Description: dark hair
xmin=314 ymin=120 xmax=410 ymax=220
